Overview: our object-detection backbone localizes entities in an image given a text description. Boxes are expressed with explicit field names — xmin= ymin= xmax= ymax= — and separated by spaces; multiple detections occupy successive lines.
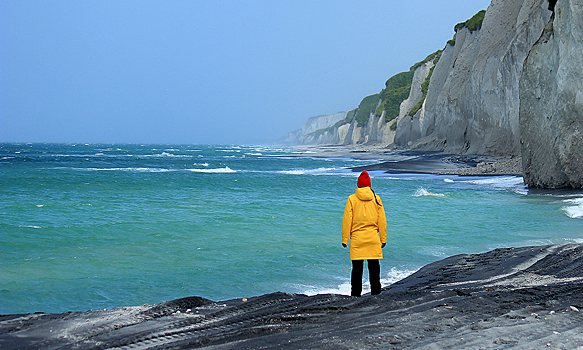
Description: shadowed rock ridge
xmin=3 ymin=244 xmax=583 ymax=349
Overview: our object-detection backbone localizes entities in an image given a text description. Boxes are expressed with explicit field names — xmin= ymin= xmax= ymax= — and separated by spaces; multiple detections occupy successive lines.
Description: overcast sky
xmin=1 ymin=0 xmax=491 ymax=145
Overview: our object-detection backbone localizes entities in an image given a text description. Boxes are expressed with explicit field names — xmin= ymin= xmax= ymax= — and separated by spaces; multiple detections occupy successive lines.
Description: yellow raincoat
xmin=342 ymin=187 xmax=387 ymax=260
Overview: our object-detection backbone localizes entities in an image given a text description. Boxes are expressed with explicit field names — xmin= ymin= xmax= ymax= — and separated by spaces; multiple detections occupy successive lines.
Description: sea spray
xmin=561 ymin=197 xmax=583 ymax=219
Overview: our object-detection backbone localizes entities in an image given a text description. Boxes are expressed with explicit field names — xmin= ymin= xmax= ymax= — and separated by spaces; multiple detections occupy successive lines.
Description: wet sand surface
xmin=289 ymin=145 xmax=523 ymax=176
xmin=3 ymin=244 xmax=583 ymax=349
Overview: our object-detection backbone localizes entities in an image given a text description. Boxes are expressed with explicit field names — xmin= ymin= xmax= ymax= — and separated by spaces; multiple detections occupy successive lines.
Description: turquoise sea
xmin=1 ymin=143 xmax=583 ymax=315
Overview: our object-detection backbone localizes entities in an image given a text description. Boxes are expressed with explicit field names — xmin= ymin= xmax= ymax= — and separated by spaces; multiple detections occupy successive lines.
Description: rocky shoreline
xmin=291 ymin=145 xmax=524 ymax=176
xmin=3 ymin=244 xmax=583 ymax=349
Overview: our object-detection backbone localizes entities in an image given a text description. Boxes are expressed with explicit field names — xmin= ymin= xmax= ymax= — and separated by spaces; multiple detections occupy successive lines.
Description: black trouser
xmin=351 ymin=259 xmax=381 ymax=297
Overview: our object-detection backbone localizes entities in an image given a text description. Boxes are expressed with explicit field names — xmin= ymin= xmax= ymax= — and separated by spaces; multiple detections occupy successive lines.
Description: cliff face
xmin=286 ymin=0 xmax=583 ymax=188
xmin=394 ymin=58 xmax=437 ymax=146
xmin=288 ymin=0 xmax=552 ymax=153
xmin=520 ymin=0 xmax=583 ymax=188
xmin=285 ymin=101 xmax=400 ymax=145
xmin=397 ymin=0 xmax=551 ymax=155
xmin=283 ymin=112 xmax=346 ymax=144
xmin=287 ymin=62 xmax=428 ymax=146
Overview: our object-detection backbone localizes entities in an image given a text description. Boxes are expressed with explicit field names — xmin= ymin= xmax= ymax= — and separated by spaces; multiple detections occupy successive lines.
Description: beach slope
xmin=2 ymin=244 xmax=583 ymax=349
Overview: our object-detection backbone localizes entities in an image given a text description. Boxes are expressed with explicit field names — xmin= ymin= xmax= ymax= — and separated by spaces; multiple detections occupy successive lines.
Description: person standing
xmin=342 ymin=171 xmax=387 ymax=296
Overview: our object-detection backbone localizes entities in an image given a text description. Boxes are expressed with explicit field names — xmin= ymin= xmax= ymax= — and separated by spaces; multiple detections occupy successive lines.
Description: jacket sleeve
xmin=341 ymin=197 xmax=353 ymax=245
xmin=377 ymin=195 xmax=387 ymax=244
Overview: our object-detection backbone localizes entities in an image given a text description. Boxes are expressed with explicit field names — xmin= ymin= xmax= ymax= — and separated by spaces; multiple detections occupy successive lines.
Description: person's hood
xmin=355 ymin=187 xmax=374 ymax=201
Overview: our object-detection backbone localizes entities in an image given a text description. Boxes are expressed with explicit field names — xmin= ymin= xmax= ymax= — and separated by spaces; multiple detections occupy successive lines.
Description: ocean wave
xmin=561 ymin=197 xmax=583 ymax=219
xmin=462 ymin=176 xmax=527 ymax=194
xmin=143 ymin=152 xmax=191 ymax=158
xmin=301 ymin=267 xmax=416 ymax=296
xmin=259 ymin=156 xmax=298 ymax=160
xmin=277 ymin=167 xmax=346 ymax=176
xmin=84 ymin=167 xmax=172 ymax=172
xmin=34 ymin=153 xmax=192 ymax=159
xmin=413 ymin=187 xmax=445 ymax=197
xmin=253 ymin=147 xmax=284 ymax=153
xmin=186 ymin=166 xmax=237 ymax=174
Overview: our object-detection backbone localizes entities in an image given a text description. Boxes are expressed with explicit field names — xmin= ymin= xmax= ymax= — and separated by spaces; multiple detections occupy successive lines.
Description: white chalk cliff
xmin=397 ymin=0 xmax=551 ymax=155
xmin=288 ymin=0 xmax=552 ymax=153
xmin=520 ymin=0 xmax=583 ymax=188
xmin=286 ymin=0 xmax=583 ymax=188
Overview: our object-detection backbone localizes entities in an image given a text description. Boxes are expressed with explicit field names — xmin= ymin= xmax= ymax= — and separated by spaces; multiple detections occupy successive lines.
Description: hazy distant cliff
xmin=285 ymin=54 xmax=437 ymax=146
xmin=520 ymin=0 xmax=583 ymax=188
xmin=284 ymin=112 xmax=347 ymax=144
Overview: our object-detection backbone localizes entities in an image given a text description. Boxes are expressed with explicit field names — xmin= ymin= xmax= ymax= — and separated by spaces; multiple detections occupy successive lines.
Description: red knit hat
xmin=357 ymin=171 xmax=371 ymax=188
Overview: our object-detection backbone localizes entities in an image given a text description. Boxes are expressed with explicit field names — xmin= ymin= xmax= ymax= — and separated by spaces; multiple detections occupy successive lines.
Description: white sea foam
xmin=413 ymin=187 xmax=445 ymax=197
xmin=186 ymin=166 xmax=237 ymax=173
xmin=253 ymin=147 xmax=284 ymax=153
xmin=146 ymin=152 xmax=191 ymax=158
xmin=302 ymin=267 xmax=416 ymax=296
xmin=85 ymin=167 xmax=172 ymax=172
xmin=278 ymin=167 xmax=346 ymax=176
xmin=561 ymin=197 xmax=583 ymax=219
xmin=562 ymin=197 xmax=583 ymax=205
xmin=260 ymin=156 xmax=297 ymax=160
xmin=463 ymin=176 xmax=527 ymax=194
xmin=381 ymin=267 xmax=417 ymax=287
xmin=301 ymin=281 xmax=352 ymax=296
xmin=63 ymin=152 xmax=191 ymax=159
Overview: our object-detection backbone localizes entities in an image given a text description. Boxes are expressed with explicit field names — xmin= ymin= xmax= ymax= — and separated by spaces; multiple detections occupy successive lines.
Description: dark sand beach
xmin=3 ymin=244 xmax=583 ymax=349
xmin=291 ymin=145 xmax=523 ymax=176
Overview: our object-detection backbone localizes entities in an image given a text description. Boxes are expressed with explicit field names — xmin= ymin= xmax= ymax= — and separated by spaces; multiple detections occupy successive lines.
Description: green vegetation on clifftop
xmin=377 ymin=71 xmax=414 ymax=122
xmin=448 ymin=10 xmax=486 ymax=46
xmin=354 ymin=94 xmax=380 ymax=127
xmin=454 ymin=9 xmax=486 ymax=33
